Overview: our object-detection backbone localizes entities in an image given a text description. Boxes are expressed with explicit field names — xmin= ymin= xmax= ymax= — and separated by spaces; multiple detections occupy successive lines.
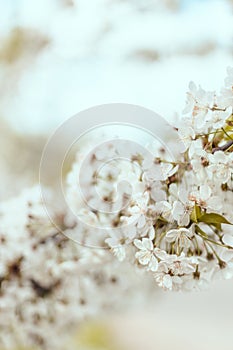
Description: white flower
xmin=134 ymin=238 xmax=158 ymax=272
xmin=154 ymin=271 xmax=183 ymax=291
xmin=208 ymin=151 xmax=233 ymax=184
xmin=205 ymin=106 xmax=232 ymax=130
xmin=190 ymin=184 xmax=222 ymax=212
xmin=169 ymin=183 xmax=193 ymax=226
xmin=189 ymin=138 xmax=206 ymax=159
xmin=132 ymin=221 xmax=156 ymax=240
xmin=166 ymin=227 xmax=193 ymax=249
xmin=125 ymin=192 xmax=150 ymax=229
xmin=171 ymin=200 xmax=191 ymax=226
xmin=105 ymin=226 xmax=137 ymax=262
xmin=153 ymin=251 xmax=197 ymax=290
xmin=178 ymin=125 xmax=196 ymax=152
xmin=213 ymin=248 xmax=233 ymax=280
xmin=105 ymin=235 xmax=126 ymax=262
xmin=183 ymin=81 xmax=215 ymax=133
xmin=154 ymin=273 xmax=173 ymax=290
xmin=142 ymin=176 xmax=167 ymax=202
xmin=146 ymin=162 xmax=178 ymax=182
xmin=188 ymin=140 xmax=210 ymax=182
xmin=155 ymin=200 xmax=172 ymax=221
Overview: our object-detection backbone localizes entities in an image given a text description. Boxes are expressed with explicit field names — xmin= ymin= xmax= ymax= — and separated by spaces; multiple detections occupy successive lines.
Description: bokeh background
xmin=0 ymin=0 xmax=233 ymax=349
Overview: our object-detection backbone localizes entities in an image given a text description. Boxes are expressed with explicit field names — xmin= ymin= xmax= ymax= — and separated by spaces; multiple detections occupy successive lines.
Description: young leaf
xmin=198 ymin=213 xmax=232 ymax=225
xmin=190 ymin=205 xmax=202 ymax=223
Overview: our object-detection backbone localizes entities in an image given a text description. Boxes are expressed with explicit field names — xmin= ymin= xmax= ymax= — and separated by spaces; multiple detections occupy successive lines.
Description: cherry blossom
xmin=134 ymin=238 xmax=159 ymax=272
xmin=165 ymin=227 xmax=193 ymax=250
xmin=208 ymin=151 xmax=233 ymax=184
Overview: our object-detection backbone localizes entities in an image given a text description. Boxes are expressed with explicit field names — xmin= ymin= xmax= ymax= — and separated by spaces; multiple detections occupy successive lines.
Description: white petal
xmin=154 ymin=248 xmax=168 ymax=261
xmin=178 ymin=212 xmax=190 ymax=227
xmin=137 ymin=214 xmax=146 ymax=229
xmin=163 ymin=274 xmax=173 ymax=290
xmin=222 ymin=234 xmax=233 ymax=248
xmin=142 ymin=238 xmax=153 ymax=251
xmin=134 ymin=239 xmax=144 ymax=250
xmin=172 ymin=201 xmax=185 ymax=218
xmin=148 ymin=226 xmax=155 ymax=240
xmin=165 ymin=230 xmax=177 ymax=243
xmin=180 ymin=228 xmax=193 ymax=238
xmin=200 ymin=185 xmax=211 ymax=201
xmin=149 ymin=255 xmax=159 ymax=272
xmin=213 ymin=151 xmax=227 ymax=164
xmin=113 ymin=246 xmax=126 ymax=262
xmin=136 ymin=251 xmax=150 ymax=265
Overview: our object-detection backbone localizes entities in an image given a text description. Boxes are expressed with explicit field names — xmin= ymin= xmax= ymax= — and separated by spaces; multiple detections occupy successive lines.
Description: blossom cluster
xmin=67 ymin=67 xmax=233 ymax=291
xmin=0 ymin=187 xmax=154 ymax=350
xmin=1 ymin=67 xmax=233 ymax=350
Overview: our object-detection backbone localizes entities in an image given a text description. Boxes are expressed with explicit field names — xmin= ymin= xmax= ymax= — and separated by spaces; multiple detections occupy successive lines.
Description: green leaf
xmin=198 ymin=213 xmax=232 ymax=225
xmin=210 ymin=222 xmax=222 ymax=231
xmin=190 ymin=205 xmax=202 ymax=223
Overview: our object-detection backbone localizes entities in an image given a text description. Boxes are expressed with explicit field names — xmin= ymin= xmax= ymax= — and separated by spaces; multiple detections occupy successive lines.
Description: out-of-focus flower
xmin=0 ymin=187 xmax=155 ymax=350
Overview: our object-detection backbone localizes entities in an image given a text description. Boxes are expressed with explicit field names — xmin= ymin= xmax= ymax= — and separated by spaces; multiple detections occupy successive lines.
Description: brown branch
xmin=212 ymin=140 xmax=233 ymax=153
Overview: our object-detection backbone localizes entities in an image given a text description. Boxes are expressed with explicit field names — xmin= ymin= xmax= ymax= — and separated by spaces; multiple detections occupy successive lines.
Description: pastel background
xmin=0 ymin=0 xmax=232 ymax=349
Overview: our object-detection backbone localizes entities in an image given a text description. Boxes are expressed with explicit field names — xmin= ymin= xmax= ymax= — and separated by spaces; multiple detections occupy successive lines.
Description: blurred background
xmin=0 ymin=0 xmax=233 ymax=349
